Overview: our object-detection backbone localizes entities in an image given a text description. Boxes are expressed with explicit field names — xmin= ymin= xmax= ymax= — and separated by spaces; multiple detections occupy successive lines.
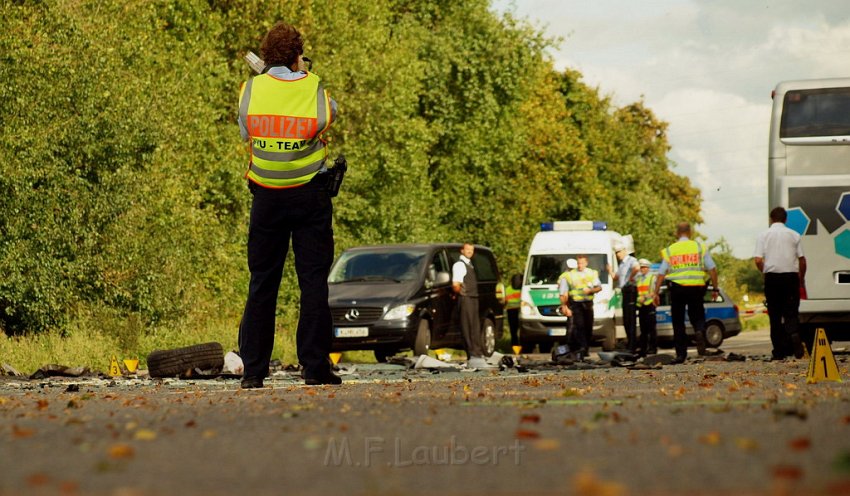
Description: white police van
xmin=518 ymin=221 xmax=629 ymax=353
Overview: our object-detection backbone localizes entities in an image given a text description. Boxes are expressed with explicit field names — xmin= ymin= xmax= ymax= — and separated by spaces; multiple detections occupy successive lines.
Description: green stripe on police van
xmin=529 ymin=289 xmax=561 ymax=306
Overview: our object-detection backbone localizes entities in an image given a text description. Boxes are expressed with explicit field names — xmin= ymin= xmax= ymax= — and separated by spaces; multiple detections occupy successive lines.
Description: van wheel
xmin=705 ymin=322 xmax=725 ymax=348
xmin=147 ymin=342 xmax=224 ymax=378
xmin=481 ymin=318 xmax=496 ymax=357
xmin=413 ymin=319 xmax=431 ymax=356
xmin=537 ymin=342 xmax=553 ymax=354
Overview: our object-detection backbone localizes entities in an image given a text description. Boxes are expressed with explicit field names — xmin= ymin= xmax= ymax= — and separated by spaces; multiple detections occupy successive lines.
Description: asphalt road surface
xmin=1 ymin=329 xmax=849 ymax=496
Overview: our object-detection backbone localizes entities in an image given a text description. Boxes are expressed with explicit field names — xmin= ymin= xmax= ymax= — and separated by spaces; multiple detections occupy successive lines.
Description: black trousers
xmin=239 ymin=180 xmax=334 ymax=379
xmin=764 ymin=272 xmax=800 ymax=358
xmin=460 ymin=295 xmax=483 ymax=358
xmin=669 ymin=282 xmax=706 ymax=359
xmin=621 ymin=285 xmax=638 ymax=351
xmin=637 ymin=304 xmax=657 ymax=354
xmin=569 ymin=300 xmax=594 ymax=354
xmin=506 ymin=308 xmax=519 ymax=346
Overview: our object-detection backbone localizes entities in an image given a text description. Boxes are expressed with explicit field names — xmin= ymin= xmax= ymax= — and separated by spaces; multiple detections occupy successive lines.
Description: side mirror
xmin=435 ymin=271 xmax=451 ymax=285
xmin=510 ymin=273 xmax=523 ymax=289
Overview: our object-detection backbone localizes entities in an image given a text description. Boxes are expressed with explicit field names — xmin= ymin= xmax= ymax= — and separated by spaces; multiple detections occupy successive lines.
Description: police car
xmin=651 ymin=284 xmax=742 ymax=348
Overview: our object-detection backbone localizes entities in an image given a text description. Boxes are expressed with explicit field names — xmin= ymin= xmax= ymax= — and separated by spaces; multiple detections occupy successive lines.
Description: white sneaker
xmin=467 ymin=357 xmax=499 ymax=370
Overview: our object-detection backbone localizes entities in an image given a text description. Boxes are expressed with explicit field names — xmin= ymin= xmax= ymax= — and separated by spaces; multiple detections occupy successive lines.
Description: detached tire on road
xmin=147 ymin=342 xmax=224 ymax=378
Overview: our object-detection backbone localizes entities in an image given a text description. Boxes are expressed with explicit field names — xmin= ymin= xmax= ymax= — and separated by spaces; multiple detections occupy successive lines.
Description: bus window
xmin=780 ymin=87 xmax=850 ymax=138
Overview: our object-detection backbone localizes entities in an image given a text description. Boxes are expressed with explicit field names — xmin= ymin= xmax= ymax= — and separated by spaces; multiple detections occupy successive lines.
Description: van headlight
xmin=520 ymin=300 xmax=539 ymax=317
xmin=384 ymin=304 xmax=415 ymax=320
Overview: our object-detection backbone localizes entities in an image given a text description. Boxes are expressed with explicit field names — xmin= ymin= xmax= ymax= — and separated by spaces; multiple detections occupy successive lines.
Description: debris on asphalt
xmin=414 ymin=354 xmax=460 ymax=370
xmin=222 ymin=351 xmax=244 ymax=375
xmin=29 ymin=365 xmax=93 ymax=380
xmin=2 ymin=363 xmax=23 ymax=377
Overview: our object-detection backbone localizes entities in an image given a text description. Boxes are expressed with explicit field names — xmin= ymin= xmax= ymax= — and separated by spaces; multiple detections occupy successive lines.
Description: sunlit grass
xmin=0 ymin=318 xmax=303 ymax=376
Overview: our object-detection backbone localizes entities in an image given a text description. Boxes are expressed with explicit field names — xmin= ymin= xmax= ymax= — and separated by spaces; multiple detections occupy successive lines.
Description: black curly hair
xmin=260 ymin=22 xmax=303 ymax=67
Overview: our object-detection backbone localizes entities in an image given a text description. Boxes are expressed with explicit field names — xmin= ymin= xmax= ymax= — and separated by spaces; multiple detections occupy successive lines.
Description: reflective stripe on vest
xmin=239 ymin=73 xmax=331 ymax=188
xmin=636 ymin=273 xmax=656 ymax=306
xmin=564 ymin=269 xmax=598 ymax=302
xmin=661 ymin=240 xmax=707 ymax=286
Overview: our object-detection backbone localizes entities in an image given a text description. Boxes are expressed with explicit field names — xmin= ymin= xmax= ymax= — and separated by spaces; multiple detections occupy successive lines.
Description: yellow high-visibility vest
xmin=238 ymin=72 xmax=332 ymax=188
xmin=661 ymin=240 xmax=707 ymax=286
xmin=636 ymin=272 xmax=657 ymax=306
xmin=562 ymin=269 xmax=598 ymax=302
xmin=505 ymin=283 xmax=521 ymax=310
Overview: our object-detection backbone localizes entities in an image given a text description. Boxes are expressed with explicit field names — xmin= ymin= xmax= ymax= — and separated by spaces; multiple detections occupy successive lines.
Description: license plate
xmin=334 ymin=327 xmax=369 ymax=338
xmin=547 ymin=328 xmax=567 ymax=336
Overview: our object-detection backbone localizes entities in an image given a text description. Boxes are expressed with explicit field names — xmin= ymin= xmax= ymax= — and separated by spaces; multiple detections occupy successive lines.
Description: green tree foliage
xmin=710 ymin=238 xmax=764 ymax=304
xmin=0 ymin=0 xmax=703 ymax=338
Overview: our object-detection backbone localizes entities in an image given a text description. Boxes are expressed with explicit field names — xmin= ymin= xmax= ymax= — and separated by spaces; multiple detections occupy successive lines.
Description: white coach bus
xmin=768 ymin=78 xmax=850 ymax=344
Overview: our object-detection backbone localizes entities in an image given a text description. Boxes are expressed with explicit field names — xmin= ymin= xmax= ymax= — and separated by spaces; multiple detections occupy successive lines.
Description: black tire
xmin=374 ymin=348 xmax=397 ymax=363
xmin=537 ymin=342 xmax=553 ymax=354
xmin=705 ymin=321 xmax=725 ymax=348
xmin=413 ymin=319 xmax=431 ymax=356
xmin=147 ymin=342 xmax=224 ymax=378
xmin=481 ymin=318 xmax=496 ymax=357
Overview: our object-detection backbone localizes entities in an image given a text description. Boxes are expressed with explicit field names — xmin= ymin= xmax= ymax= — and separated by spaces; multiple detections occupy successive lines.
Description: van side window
xmin=430 ymin=251 xmax=450 ymax=282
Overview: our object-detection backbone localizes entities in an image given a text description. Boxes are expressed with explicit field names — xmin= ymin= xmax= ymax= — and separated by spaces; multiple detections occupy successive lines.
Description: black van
xmin=328 ymin=244 xmax=505 ymax=362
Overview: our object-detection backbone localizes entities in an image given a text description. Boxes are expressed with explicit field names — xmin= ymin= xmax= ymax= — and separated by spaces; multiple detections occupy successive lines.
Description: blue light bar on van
xmin=541 ymin=221 xmax=608 ymax=232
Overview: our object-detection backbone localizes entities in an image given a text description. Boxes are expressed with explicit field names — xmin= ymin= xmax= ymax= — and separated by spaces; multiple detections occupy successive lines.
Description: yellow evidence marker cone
xmin=512 ymin=345 xmax=522 ymax=357
xmin=329 ymin=352 xmax=342 ymax=366
xmin=123 ymin=359 xmax=139 ymax=374
xmin=108 ymin=355 xmax=122 ymax=377
xmin=806 ymin=328 xmax=842 ymax=384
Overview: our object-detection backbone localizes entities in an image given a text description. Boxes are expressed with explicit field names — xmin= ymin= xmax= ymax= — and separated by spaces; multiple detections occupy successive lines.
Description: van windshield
xmin=526 ymin=254 xmax=610 ymax=285
xmin=329 ymin=250 xmax=427 ymax=283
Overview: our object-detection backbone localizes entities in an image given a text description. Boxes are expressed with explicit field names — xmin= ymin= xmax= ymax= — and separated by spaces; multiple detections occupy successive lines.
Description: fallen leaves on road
xmin=698 ymin=431 xmax=721 ymax=446
xmin=133 ymin=429 xmax=157 ymax=441
xmin=772 ymin=464 xmax=803 ymax=481
xmin=734 ymin=437 xmax=759 ymax=452
xmin=788 ymin=437 xmax=811 ymax=451
xmin=515 ymin=429 xmax=540 ymax=439
xmin=12 ymin=425 xmax=35 ymax=438
xmin=520 ymin=413 xmax=541 ymax=424
xmin=572 ymin=467 xmax=626 ymax=496
xmin=107 ymin=443 xmax=135 ymax=459
xmin=532 ymin=438 xmax=560 ymax=451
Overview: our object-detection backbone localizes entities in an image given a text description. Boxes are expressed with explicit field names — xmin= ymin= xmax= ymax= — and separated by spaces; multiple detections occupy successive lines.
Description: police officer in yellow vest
xmin=237 ymin=22 xmax=339 ymax=388
xmin=504 ymin=274 xmax=522 ymax=347
xmin=559 ymin=255 xmax=602 ymax=358
xmin=654 ymin=222 xmax=719 ymax=364
xmin=635 ymin=258 xmax=658 ymax=357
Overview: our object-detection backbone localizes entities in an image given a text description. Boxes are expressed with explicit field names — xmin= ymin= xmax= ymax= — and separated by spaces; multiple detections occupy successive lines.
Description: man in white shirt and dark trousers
xmin=754 ymin=207 xmax=807 ymax=360
xmin=452 ymin=243 xmax=496 ymax=369
xmin=609 ymin=242 xmax=640 ymax=353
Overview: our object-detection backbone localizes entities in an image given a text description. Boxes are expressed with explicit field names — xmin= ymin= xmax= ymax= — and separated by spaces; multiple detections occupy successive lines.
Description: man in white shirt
xmin=452 ymin=243 xmax=496 ymax=369
xmin=753 ymin=207 xmax=807 ymax=360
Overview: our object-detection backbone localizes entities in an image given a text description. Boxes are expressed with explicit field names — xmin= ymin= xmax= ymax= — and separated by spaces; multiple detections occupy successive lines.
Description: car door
xmin=426 ymin=248 xmax=455 ymax=341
